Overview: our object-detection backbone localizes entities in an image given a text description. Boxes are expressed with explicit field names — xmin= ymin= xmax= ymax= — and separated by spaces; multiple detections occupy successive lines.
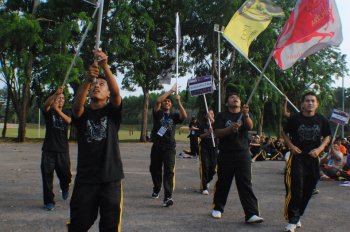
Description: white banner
xmin=330 ymin=109 xmax=350 ymax=126
xmin=188 ymin=75 xmax=213 ymax=96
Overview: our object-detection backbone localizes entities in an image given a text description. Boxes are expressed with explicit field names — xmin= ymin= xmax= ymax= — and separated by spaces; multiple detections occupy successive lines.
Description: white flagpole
xmin=331 ymin=124 xmax=340 ymax=145
xmin=175 ymin=12 xmax=180 ymax=95
xmin=222 ymin=33 xmax=300 ymax=113
xmin=203 ymin=94 xmax=215 ymax=147
xmin=62 ymin=7 xmax=99 ymax=86
xmin=95 ymin=0 xmax=104 ymax=50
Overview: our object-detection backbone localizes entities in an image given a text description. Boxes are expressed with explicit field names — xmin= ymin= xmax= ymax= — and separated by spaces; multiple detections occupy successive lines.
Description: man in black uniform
xmin=150 ymin=84 xmax=187 ymax=207
xmin=198 ymin=109 xmax=217 ymax=195
xmin=69 ymin=50 xmax=124 ymax=232
xmin=188 ymin=116 xmax=199 ymax=157
xmin=211 ymin=92 xmax=263 ymax=224
xmin=282 ymin=92 xmax=331 ymax=232
xmin=41 ymin=86 xmax=72 ymax=211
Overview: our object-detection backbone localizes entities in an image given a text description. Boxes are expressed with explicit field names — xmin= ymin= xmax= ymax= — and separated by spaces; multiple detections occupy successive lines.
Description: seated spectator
xmin=320 ymin=142 xmax=350 ymax=180
xmin=270 ymin=137 xmax=288 ymax=160
xmin=341 ymin=137 xmax=349 ymax=156
xmin=334 ymin=137 xmax=347 ymax=156
xmin=250 ymin=135 xmax=267 ymax=162
xmin=261 ymin=137 xmax=274 ymax=160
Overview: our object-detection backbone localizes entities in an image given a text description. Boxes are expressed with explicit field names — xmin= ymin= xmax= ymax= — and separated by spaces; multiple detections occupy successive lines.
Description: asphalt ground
xmin=0 ymin=142 xmax=349 ymax=232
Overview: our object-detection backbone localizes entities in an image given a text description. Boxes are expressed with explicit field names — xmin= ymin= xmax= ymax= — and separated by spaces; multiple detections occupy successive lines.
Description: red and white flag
xmin=273 ymin=0 xmax=342 ymax=70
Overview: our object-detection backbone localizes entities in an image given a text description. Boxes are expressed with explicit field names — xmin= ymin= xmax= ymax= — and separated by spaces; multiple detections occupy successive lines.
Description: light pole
xmin=214 ymin=24 xmax=225 ymax=112
xmin=342 ymin=54 xmax=346 ymax=138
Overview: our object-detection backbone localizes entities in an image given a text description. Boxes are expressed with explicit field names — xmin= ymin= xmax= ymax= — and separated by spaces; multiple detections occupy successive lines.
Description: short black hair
xmin=301 ymin=91 xmax=318 ymax=102
xmin=165 ymin=95 xmax=173 ymax=103
xmin=225 ymin=92 xmax=240 ymax=103
xmin=97 ymin=74 xmax=106 ymax=80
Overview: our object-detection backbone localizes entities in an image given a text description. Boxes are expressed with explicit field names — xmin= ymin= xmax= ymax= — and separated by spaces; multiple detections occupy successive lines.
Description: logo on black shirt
xmin=52 ymin=115 xmax=65 ymax=131
xmin=160 ymin=115 xmax=174 ymax=131
xmin=86 ymin=116 xmax=107 ymax=142
xmin=225 ymin=120 xmax=233 ymax=128
xmin=298 ymin=125 xmax=320 ymax=142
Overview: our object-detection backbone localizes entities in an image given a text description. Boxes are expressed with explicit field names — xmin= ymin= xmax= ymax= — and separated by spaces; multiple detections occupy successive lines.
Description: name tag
xmin=157 ymin=126 xmax=167 ymax=137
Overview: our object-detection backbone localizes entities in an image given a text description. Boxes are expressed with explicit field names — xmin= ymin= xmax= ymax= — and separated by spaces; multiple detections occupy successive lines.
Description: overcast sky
xmin=118 ymin=0 xmax=350 ymax=97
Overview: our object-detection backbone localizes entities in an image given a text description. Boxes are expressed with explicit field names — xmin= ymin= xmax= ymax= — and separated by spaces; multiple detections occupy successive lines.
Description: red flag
xmin=273 ymin=0 xmax=342 ymax=70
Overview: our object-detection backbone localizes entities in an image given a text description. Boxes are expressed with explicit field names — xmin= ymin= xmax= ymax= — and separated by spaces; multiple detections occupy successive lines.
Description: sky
xmin=117 ymin=0 xmax=350 ymax=97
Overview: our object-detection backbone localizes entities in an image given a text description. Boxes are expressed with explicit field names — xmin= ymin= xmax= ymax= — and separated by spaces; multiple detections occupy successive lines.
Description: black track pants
xmin=213 ymin=150 xmax=260 ymax=220
xmin=149 ymin=144 xmax=176 ymax=200
xmin=284 ymin=154 xmax=319 ymax=224
xmin=69 ymin=181 xmax=123 ymax=232
xmin=41 ymin=151 xmax=71 ymax=205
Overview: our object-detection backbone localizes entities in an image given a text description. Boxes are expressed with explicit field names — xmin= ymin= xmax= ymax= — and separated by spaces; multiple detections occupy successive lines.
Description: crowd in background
xmin=248 ymin=134 xmax=350 ymax=183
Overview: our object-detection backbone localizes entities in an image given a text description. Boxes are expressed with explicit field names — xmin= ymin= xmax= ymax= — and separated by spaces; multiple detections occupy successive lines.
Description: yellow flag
xmin=223 ymin=0 xmax=284 ymax=57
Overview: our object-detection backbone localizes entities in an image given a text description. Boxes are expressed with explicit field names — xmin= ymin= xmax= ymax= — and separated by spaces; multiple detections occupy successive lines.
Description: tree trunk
xmin=17 ymin=53 xmax=33 ymax=142
xmin=258 ymin=112 xmax=264 ymax=136
xmin=1 ymin=89 xmax=10 ymax=138
xmin=139 ymin=90 xmax=149 ymax=142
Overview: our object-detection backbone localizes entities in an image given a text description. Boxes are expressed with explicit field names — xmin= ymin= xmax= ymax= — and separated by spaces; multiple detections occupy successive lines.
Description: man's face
xmin=55 ymin=94 xmax=65 ymax=108
xmin=303 ymin=95 xmax=318 ymax=113
xmin=254 ymin=136 xmax=260 ymax=143
xmin=226 ymin=95 xmax=241 ymax=108
xmin=161 ymin=99 xmax=172 ymax=110
xmin=332 ymin=143 xmax=340 ymax=151
xmin=89 ymin=78 xmax=110 ymax=101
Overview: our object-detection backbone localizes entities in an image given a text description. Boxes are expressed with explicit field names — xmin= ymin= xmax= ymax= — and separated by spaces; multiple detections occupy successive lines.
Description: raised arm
xmin=154 ymin=84 xmax=177 ymax=112
xmin=242 ymin=104 xmax=253 ymax=130
xmin=52 ymin=100 xmax=71 ymax=124
xmin=94 ymin=49 xmax=121 ymax=108
xmin=43 ymin=87 xmax=64 ymax=113
xmin=72 ymin=64 xmax=98 ymax=118
xmin=175 ymin=94 xmax=187 ymax=120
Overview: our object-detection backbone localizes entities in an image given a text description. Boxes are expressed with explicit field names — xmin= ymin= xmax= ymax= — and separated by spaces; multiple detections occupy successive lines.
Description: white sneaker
xmin=296 ymin=220 xmax=302 ymax=228
xmin=202 ymin=190 xmax=209 ymax=195
xmin=284 ymin=223 xmax=296 ymax=232
xmin=211 ymin=210 xmax=222 ymax=219
xmin=246 ymin=215 xmax=264 ymax=224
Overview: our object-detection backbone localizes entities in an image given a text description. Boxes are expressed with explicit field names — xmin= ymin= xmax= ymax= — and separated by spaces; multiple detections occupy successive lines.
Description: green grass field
xmin=2 ymin=125 xmax=190 ymax=142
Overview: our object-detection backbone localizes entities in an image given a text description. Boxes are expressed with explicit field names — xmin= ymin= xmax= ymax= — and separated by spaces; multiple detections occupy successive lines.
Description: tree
xmin=0 ymin=1 xmax=43 ymax=141
xmin=116 ymin=1 xmax=184 ymax=142
xmin=182 ymin=0 xmax=348 ymax=136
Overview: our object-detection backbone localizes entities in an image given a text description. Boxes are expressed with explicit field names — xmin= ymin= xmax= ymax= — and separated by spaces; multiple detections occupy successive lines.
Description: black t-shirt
xmin=151 ymin=109 xmax=183 ymax=148
xmin=215 ymin=111 xmax=252 ymax=152
xmin=198 ymin=122 xmax=215 ymax=148
xmin=73 ymin=102 xmax=124 ymax=183
xmin=42 ymin=108 xmax=69 ymax=153
xmin=283 ymin=113 xmax=331 ymax=154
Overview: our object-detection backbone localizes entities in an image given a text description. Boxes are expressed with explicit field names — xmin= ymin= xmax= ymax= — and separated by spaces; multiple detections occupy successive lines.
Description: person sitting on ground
xmin=250 ymin=135 xmax=266 ymax=162
xmin=320 ymin=142 xmax=346 ymax=180
xmin=270 ymin=137 xmax=288 ymax=161
xmin=340 ymin=137 xmax=348 ymax=156
xmin=261 ymin=137 xmax=274 ymax=160
xmin=335 ymin=137 xmax=347 ymax=156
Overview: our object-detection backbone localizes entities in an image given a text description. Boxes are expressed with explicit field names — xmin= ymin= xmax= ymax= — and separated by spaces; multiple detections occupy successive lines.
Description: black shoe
xmin=152 ymin=192 xmax=159 ymax=199
xmin=62 ymin=191 xmax=69 ymax=200
xmin=162 ymin=198 xmax=173 ymax=207
xmin=45 ymin=203 xmax=55 ymax=211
